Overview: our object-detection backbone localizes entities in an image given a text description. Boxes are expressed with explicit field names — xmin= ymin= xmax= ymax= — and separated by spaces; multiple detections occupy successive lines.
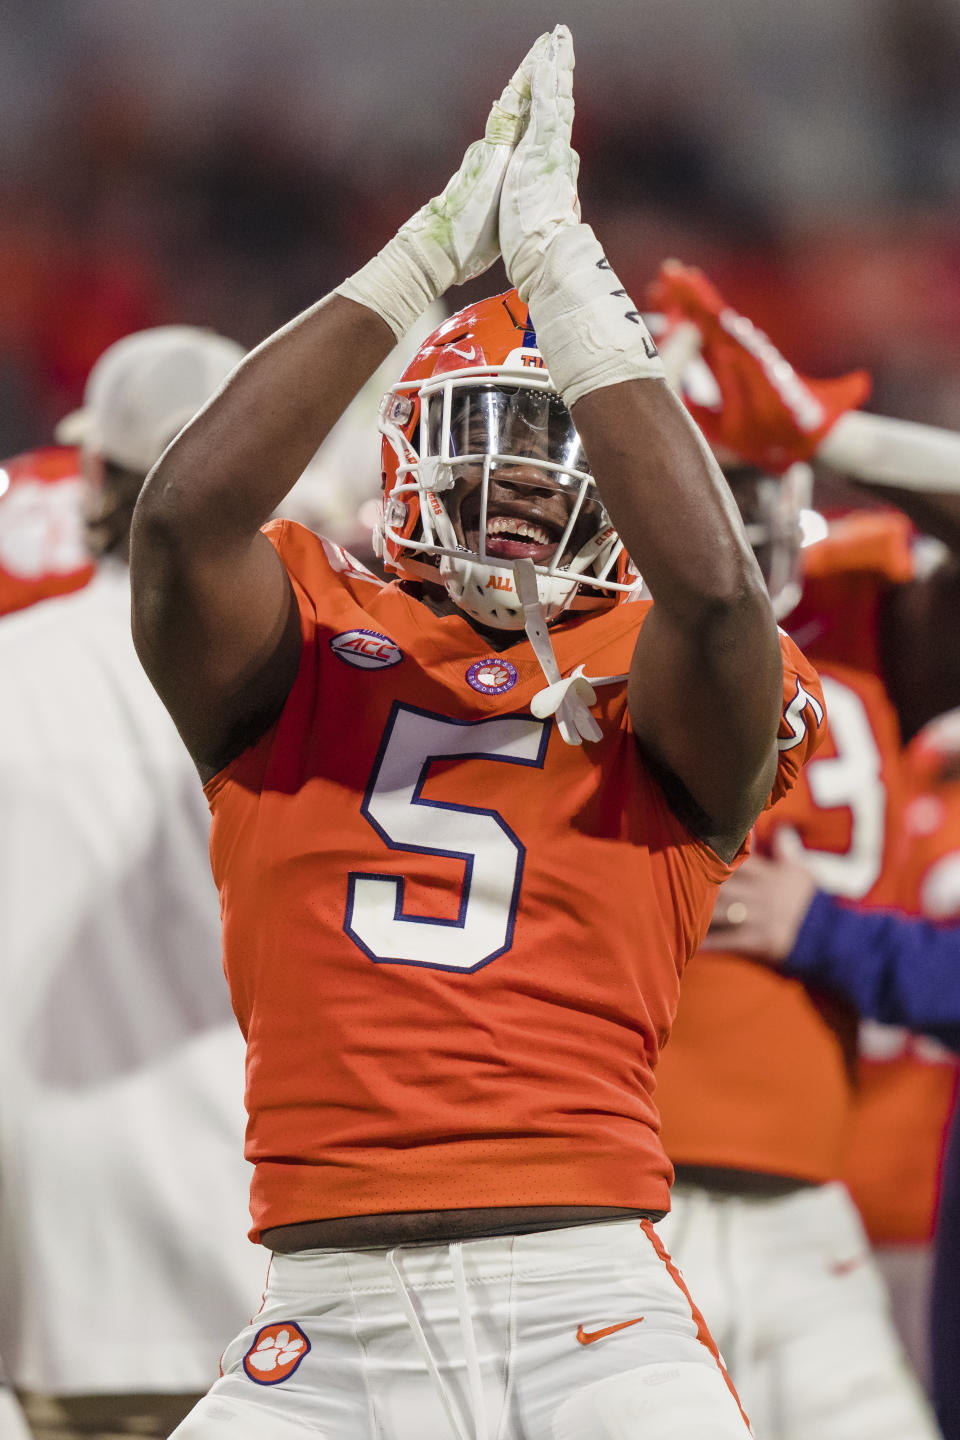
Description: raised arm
xmin=131 ymin=302 xmax=396 ymax=777
xmin=820 ymin=411 xmax=960 ymax=551
xmin=130 ymin=41 xmax=537 ymax=777
xmin=815 ymin=403 xmax=960 ymax=739
xmin=574 ymin=384 xmax=781 ymax=857
xmin=499 ymin=32 xmax=782 ymax=859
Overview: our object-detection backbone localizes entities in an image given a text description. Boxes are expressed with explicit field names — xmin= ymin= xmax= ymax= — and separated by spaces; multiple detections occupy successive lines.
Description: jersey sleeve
xmin=203 ymin=520 xmax=382 ymax=804
xmin=767 ymin=630 xmax=827 ymax=809
xmin=261 ymin=517 xmax=383 ymax=637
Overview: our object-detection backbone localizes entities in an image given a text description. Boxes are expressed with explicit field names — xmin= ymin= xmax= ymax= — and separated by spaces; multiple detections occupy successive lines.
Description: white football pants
xmin=170 ymin=1218 xmax=752 ymax=1440
xmin=657 ymin=1181 xmax=940 ymax=1440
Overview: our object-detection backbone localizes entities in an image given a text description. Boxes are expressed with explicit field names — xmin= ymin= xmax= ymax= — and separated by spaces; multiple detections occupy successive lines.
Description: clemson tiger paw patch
xmin=243 ymin=1322 xmax=310 ymax=1384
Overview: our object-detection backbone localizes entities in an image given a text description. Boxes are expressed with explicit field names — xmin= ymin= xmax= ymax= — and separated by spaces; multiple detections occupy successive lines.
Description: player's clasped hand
xmin=397 ymin=33 xmax=544 ymax=293
xmin=336 ymin=31 xmax=558 ymax=339
xmin=499 ymin=24 xmax=580 ymax=302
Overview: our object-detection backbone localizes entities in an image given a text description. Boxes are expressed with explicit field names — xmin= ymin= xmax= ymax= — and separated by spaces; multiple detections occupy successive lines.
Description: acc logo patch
xmin=243 ymin=1321 xmax=310 ymax=1384
xmin=330 ymin=629 xmax=403 ymax=669
xmin=466 ymin=657 xmax=519 ymax=695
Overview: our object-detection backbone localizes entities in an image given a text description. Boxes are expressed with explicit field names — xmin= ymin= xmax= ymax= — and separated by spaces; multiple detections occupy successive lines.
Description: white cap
xmin=55 ymin=326 xmax=244 ymax=474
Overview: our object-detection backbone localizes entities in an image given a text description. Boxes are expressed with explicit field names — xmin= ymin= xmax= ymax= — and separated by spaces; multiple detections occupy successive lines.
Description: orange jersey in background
xmin=206 ymin=520 xmax=823 ymax=1240
xmin=657 ymin=511 xmax=913 ymax=1183
xmin=0 ymin=447 xmax=94 ymax=617
xmin=843 ymin=733 xmax=960 ymax=1245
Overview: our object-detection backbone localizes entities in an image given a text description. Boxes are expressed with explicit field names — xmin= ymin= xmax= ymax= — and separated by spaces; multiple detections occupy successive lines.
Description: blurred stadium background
xmin=5 ymin=0 xmax=960 ymax=476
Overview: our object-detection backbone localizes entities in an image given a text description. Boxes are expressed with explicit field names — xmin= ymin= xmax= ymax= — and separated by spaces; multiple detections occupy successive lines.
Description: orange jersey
xmin=0 ymin=447 xmax=94 ymax=617
xmin=206 ymin=520 xmax=823 ymax=1240
xmin=843 ymin=746 xmax=960 ymax=1245
xmin=657 ymin=511 xmax=912 ymax=1182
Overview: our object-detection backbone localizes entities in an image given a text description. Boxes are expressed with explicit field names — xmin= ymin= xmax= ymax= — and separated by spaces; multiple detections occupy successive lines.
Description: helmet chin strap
xmin=514 ymin=559 xmax=603 ymax=746
xmin=423 ymin=467 xmax=621 ymax=739
xmin=437 ymin=517 xmax=621 ymax=633
xmin=442 ymin=553 xmax=583 ymax=631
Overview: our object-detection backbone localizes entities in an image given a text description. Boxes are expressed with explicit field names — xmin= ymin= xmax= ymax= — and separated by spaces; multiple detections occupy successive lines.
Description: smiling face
xmin=381 ymin=355 xmax=632 ymax=630
xmin=428 ymin=383 xmax=604 ymax=570
xmin=450 ymin=461 xmax=606 ymax=569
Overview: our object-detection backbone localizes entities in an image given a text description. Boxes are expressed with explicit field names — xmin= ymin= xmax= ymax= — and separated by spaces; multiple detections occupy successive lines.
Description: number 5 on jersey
xmin=345 ymin=704 xmax=550 ymax=971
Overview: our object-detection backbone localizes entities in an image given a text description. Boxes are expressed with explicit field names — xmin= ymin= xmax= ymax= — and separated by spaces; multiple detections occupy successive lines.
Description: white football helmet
xmin=377 ymin=289 xmax=642 ymax=630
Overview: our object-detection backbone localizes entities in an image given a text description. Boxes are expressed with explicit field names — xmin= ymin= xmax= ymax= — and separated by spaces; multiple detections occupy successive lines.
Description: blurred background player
xmin=705 ymin=709 xmax=960 ymax=1435
xmin=840 ymin=714 xmax=960 ymax=1395
xmin=0 ymin=326 xmax=271 ymax=1440
xmin=0 ymin=1368 xmax=30 ymax=1440
xmin=650 ymin=260 xmax=960 ymax=1440
xmin=909 ymin=716 xmax=960 ymax=1440
xmin=0 ymin=443 xmax=96 ymax=1440
xmin=0 ymin=448 xmax=98 ymax=1440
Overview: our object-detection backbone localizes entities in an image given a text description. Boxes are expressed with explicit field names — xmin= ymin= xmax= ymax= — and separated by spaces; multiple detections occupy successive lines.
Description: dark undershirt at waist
xmin=262 ymin=1204 xmax=666 ymax=1252
xmin=671 ymin=1163 xmax=819 ymax=1198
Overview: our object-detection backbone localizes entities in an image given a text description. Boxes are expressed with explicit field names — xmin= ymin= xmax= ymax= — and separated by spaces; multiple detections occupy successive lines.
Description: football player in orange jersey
xmin=130 ymin=28 xmax=825 ymax=1440
xmin=709 ymin=713 xmax=960 ymax=1433
xmin=841 ymin=715 xmax=960 ymax=1397
xmin=651 ymin=261 xmax=960 ymax=1439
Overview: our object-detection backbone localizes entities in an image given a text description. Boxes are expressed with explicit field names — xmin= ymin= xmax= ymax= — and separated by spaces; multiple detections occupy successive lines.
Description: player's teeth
xmin=486 ymin=517 xmax=551 ymax=544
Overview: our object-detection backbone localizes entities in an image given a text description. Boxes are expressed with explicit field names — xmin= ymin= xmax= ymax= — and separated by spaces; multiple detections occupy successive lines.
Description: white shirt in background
xmin=0 ymin=560 xmax=266 ymax=1395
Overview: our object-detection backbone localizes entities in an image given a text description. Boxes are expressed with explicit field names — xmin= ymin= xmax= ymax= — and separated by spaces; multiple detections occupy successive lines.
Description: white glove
xmin=499 ymin=24 xmax=580 ymax=302
xmin=335 ymin=36 xmax=548 ymax=339
xmin=500 ymin=26 xmax=664 ymax=407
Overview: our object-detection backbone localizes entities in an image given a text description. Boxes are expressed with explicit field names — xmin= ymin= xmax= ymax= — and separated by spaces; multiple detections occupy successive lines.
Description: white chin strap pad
xmin=441 ymin=556 xmax=526 ymax=629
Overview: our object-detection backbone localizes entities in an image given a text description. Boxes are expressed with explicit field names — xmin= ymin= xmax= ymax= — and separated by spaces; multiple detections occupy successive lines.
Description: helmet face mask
xmin=725 ymin=461 xmax=812 ymax=621
xmin=448 ymin=456 xmax=607 ymax=576
xmin=377 ymin=291 xmax=641 ymax=630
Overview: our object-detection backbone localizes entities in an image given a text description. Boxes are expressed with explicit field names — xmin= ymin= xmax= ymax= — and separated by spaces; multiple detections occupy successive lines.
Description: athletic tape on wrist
xmin=526 ymin=225 xmax=664 ymax=408
xmin=335 ymin=229 xmax=450 ymax=341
